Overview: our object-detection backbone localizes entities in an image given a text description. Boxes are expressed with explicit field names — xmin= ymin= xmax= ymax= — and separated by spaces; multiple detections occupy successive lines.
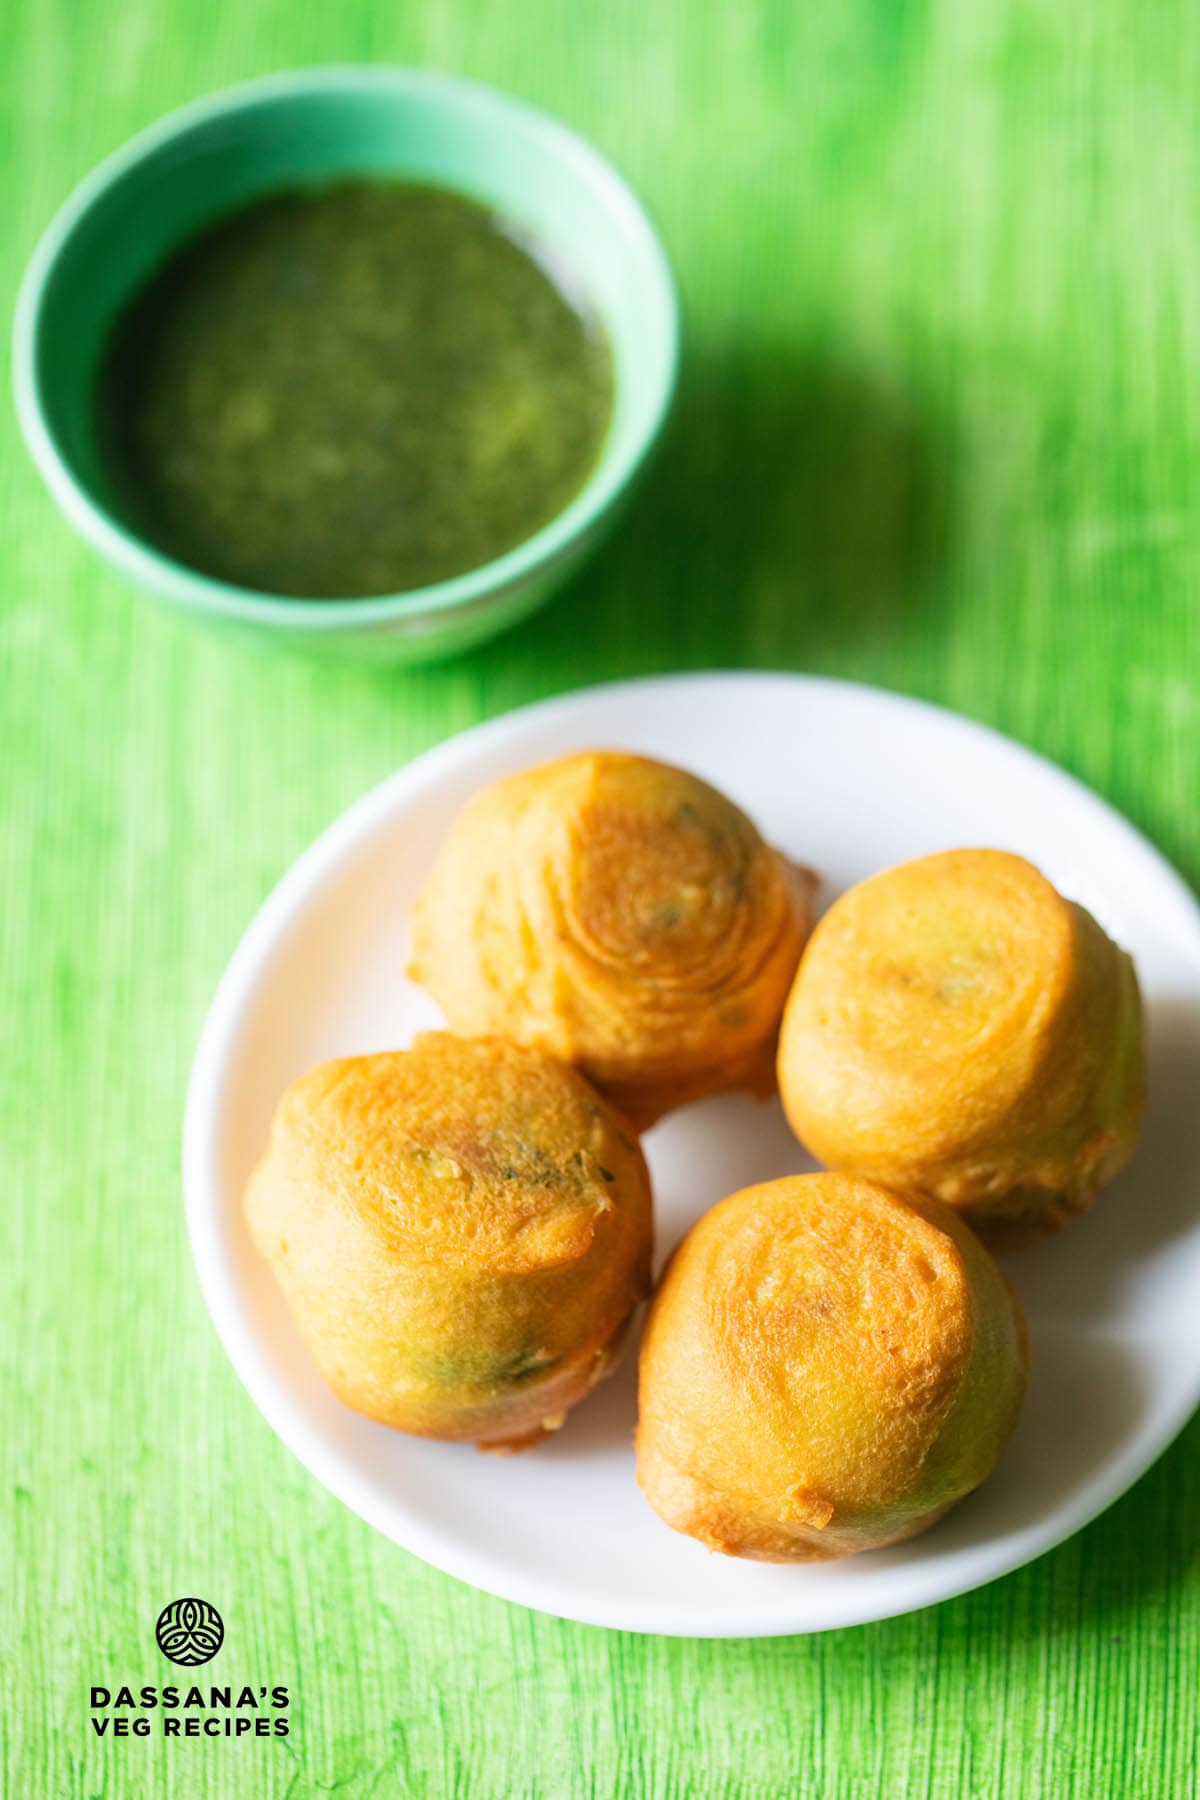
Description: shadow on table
xmin=486 ymin=339 xmax=958 ymax=680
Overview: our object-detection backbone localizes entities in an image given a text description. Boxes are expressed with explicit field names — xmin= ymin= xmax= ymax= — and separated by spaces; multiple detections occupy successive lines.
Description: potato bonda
xmin=246 ymin=1033 xmax=653 ymax=1451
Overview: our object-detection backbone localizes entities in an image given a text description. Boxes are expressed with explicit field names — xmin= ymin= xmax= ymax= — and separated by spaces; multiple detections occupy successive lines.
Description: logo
xmin=155 ymin=1599 xmax=224 ymax=1667
xmin=87 ymin=1601 xmax=290 ymax=1742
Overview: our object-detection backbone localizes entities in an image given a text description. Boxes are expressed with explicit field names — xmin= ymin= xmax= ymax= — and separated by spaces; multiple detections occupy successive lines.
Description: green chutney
xmin=97 ymin=181 xmax=614 ymax=598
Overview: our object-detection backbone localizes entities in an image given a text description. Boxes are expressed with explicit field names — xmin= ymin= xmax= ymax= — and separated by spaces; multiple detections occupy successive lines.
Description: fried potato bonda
xmin=245 ymin=1034 xmax=653 ymax=1450
xmin=409 ymin=751 xmax=815 ymax=1129
xmin=636 ymin=1173 xmax=1028 ymax=1560
xmin=778 ymin=850 xmax=1144 ymax=1247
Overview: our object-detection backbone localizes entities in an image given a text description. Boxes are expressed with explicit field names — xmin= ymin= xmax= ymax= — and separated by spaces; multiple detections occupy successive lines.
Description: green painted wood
xmin=3 ymin=2 xmax=1199 ymax=1795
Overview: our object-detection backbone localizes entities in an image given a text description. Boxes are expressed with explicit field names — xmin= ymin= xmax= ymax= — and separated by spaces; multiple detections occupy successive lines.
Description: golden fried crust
xmin=245 ymin=1034 xmax=653 ymax=1449
xmin=408 ymin=752 xmax=815 ymax=1129
xmin=636 ymin=1174 xmax=1028 ymax=1560
xmin=777 ymin=850 xmax=1145 ymax=1247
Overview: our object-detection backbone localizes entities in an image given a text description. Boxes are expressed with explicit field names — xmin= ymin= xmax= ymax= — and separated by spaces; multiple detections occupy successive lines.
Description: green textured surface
xmin=3 ymin=3 xmax=1199 ymax=1796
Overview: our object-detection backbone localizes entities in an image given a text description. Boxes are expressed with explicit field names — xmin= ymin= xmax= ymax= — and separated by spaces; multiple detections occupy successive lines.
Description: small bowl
xmin=13 ymin=68 xmax=678 ymax=661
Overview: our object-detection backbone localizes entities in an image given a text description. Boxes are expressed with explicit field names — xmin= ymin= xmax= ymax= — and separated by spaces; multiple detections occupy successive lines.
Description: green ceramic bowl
xmin=13 ymin=68 xmax=678 ymax=661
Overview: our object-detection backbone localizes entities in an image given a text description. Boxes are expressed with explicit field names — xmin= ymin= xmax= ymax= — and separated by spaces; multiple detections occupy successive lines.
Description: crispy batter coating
xmin=636 ymin=1173 xmax=1028 ymax=1560
xmin=408 ymin=752 xmax=815 ymax=1129
xmin=778 ymin=850 xmax=1144 ymax=1248
xmin=245 ymin=1034 xmax=653 ymax=1450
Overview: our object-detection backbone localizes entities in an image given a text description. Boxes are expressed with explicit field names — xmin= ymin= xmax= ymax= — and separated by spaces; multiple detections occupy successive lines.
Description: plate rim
xmin=183 ymin=670 xmax=1200 ymax=1636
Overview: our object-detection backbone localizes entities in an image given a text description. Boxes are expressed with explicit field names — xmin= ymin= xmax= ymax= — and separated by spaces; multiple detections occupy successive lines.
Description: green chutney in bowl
xmin=14 ymin=69 xmax=678 ymax=660
xmin=98 ymin=180 xmax=614 ymax=600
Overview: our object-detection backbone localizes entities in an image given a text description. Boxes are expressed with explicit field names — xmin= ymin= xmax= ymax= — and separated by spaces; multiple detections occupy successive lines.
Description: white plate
xmin=184 ymin=673 xmax=1200 ymax=1636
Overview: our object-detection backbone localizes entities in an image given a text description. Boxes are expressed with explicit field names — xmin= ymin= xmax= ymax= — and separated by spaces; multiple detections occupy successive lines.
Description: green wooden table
xmin=4 ymin=2 xmax=1199 ymax=1795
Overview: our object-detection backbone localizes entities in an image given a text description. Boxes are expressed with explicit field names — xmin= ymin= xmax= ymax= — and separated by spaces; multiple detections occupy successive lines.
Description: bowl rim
xmin=11 ymin=65 xmax=680 ymax=633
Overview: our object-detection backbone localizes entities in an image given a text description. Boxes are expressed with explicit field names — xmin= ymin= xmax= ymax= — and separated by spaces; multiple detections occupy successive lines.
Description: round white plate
xmin=184 ymin=673 xmax=1200 ymax=1636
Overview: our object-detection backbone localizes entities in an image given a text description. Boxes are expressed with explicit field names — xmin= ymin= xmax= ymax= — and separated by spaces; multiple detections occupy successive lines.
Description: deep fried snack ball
xmin=408 ymin=751 xmax=815 ymax=1129
xmin=778 ymin=850 xmax=1144 ymax=1248
xmin=636 ymin=1173 xmax=1028 ymax=1560
xmin=245 ymin=1034 xmax=653 ymax=1451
